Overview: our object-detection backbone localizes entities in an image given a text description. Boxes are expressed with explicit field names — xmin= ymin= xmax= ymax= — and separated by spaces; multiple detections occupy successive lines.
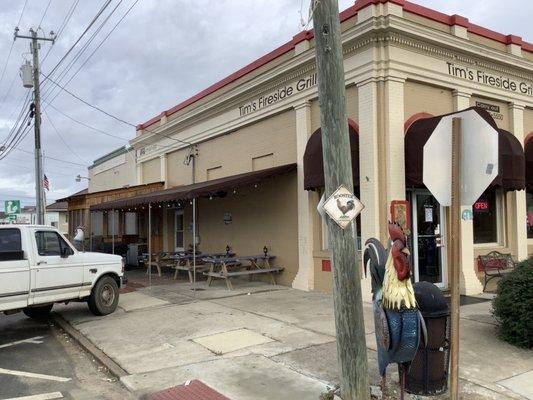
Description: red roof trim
xmin=138 ymin=0 xmax=533 ymax=131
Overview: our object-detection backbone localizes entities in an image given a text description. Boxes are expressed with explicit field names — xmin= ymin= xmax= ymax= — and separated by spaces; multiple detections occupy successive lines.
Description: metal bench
xmin=477 ymin=251 xmax=516 ymax=291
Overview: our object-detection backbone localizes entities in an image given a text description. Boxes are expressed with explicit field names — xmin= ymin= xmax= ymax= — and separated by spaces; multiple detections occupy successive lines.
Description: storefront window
xmin=107 ymin=211 xmax=119 ymax=236
xmin=91 ymin=212 xmax=103 ymax=236
xmin=527 ymin=191 xmax=533 ymax=239
xmin=473 ymin=189 xmax=498 ymax=244
xmin=124 ymin=212 xmax=138 ymax=235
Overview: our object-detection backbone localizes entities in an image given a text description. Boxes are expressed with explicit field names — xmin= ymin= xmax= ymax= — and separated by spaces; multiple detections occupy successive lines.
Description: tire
xmin=23 ymin=304 xmax=53 ymax=320
xmin=88 ymin=276 xmax=119 ymax=316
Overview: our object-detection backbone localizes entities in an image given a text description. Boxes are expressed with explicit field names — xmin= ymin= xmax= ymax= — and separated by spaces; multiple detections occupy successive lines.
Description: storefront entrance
xmin=410 ymin=190 xmax=448 ymax=289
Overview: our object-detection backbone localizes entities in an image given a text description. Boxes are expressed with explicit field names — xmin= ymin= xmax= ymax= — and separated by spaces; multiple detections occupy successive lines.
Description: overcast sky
xmin=0 ymin=0 xmax=531 ymax=209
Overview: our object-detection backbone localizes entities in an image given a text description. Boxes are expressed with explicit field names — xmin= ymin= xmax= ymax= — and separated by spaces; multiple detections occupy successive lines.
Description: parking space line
xmin=0 ymin=337 xmax=45 ymax=349
xmin=0 ymin=368 xmax=70 ymax=382
xmin=2 ymin=392 xmax=63 ymax=400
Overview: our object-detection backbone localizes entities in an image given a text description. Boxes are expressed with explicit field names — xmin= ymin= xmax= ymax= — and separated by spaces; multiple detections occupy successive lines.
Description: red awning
xmin=303 ymin=123 xmax=359 ymax=191
xmin=405 ymin=107 xmax=525 ymax=191
xmin=90 ymin=164 xmax=296 ymax=210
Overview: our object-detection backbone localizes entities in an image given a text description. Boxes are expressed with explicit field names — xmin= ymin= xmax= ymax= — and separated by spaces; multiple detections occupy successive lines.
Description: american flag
xmin=43 ymin=174 xmax=49 ymax=191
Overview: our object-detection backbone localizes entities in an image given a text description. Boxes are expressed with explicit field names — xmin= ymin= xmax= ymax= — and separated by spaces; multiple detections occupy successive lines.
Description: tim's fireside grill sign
xmin=447 ymin=62 xmax=533 ymax=96
xmin=238 ymin=73 xmax=317 ymax=117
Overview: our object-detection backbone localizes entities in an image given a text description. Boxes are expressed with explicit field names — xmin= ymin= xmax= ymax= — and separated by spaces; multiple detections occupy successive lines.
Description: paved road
xmin=0 ymin=312 xmax=135 ymax=400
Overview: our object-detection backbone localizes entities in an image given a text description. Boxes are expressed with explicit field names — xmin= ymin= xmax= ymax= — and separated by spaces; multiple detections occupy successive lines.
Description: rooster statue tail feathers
xmin=363 ymin=237 xmax=387 ymax=300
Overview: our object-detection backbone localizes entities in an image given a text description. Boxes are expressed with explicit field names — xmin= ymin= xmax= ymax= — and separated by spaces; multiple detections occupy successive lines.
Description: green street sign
xmin=7 ymin=214 xmax=17 ymax=221
xmin=4 ymin=200 xmax=20 ymax=215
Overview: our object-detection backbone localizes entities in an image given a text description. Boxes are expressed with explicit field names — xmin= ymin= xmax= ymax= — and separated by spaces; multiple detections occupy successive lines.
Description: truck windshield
xmin=0 ymin=229 xmax=22 ymax=251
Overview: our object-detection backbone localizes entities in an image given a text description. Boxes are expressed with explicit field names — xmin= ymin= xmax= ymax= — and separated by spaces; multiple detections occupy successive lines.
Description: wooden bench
xmin=478 ymin=251 xmax=516 ymax=291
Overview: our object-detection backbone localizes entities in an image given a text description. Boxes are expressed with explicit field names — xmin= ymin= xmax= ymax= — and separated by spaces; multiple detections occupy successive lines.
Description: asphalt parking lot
xmin=0 ymin=312 xmax=134 ymax=400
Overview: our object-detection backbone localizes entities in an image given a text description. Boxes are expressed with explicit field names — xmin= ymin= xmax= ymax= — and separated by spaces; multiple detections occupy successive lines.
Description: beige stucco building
xmin=82 ymin=0 xmax=533 ymax=298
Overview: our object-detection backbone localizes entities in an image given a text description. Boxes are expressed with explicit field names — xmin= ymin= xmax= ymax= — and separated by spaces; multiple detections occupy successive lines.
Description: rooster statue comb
xmin=364 ymin=221 xmax=426 ymax=400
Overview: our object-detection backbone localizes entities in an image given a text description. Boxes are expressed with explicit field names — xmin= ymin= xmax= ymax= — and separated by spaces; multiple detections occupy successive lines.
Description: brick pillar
xmin=508 ymin=103 xmax=528 ymax=262
xmin=160 ymin=153 xmax=168 ymax=188
xmin=358 ymin=78 xmax=380 ymax=302
xmin=384 ymin=76 xmax=406 ymax=206
xmin=136 ymin=162 xmax=142 ymax=185
xmin=453 ymin=90 xmax=483 ymax=295
xmin=292 ymin=101 xmax=315 ymax=291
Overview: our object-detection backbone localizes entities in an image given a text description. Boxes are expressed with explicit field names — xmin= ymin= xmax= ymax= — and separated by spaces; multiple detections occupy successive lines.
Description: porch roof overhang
xmin=90 ymin=163 xmax=297 ymax=211
xmin=405 ymin=107 xmax=525 ymax=192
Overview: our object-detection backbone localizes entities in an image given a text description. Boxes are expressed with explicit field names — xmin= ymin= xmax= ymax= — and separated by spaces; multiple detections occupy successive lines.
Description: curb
xmin=52 ymin=313 xmax=128 ymax=379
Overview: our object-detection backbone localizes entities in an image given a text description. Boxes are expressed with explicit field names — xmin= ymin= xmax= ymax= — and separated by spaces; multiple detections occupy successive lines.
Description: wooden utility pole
xmin=313 ymin=1 xmax=369 ymax=399
xmin=14 ymin=28 xmax=55 ymax=225
xmin=449 ymin=117 xmax=462 ymax=400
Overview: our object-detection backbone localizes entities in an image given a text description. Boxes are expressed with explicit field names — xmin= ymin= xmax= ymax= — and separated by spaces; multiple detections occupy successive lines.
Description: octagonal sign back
xmin=423 ymin=109 xmax=499 ymax=206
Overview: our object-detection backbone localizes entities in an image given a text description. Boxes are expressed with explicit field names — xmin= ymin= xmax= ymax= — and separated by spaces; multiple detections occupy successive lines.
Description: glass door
xmin=174 ymin=210 xmax=184 ymax=251
xmin=412 ymin=191 xmax=447 ymax=288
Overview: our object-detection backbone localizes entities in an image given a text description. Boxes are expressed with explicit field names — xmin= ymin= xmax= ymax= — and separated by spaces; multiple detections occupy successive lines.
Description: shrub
xmin=492 ymin=259 xmax=533 ymax=348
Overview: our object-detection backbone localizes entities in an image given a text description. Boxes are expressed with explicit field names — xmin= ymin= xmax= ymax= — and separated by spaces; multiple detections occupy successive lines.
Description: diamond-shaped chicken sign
xmin=322 ymin=185 xmax=364 ymax=229
xmin=423 ymin=109 xmax=499 ymax=206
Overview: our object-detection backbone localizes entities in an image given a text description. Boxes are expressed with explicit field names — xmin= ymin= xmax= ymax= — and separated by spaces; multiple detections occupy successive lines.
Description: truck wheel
xmin=88 ymin=276 xmax=119 ymax=316
xmin=23 ymin=304 xmax=53 ymax=320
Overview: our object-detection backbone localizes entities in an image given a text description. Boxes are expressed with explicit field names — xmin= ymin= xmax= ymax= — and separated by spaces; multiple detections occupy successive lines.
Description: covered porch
xmin=90 ymin=164 xmax=298 ymax=290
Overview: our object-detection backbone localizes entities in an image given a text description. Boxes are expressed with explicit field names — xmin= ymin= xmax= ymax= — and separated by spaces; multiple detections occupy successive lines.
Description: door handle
xmin=37 ymin=261 xmax=47 ymax=265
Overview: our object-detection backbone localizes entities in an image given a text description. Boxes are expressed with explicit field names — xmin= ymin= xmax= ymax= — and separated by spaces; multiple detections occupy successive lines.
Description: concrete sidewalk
xmin=54 ymin=281 xmax=533 ymax=400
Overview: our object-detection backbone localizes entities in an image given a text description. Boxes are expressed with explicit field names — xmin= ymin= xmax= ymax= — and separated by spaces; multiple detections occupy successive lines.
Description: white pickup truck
xmin=0 ymin=225 xmax=124 ymax=319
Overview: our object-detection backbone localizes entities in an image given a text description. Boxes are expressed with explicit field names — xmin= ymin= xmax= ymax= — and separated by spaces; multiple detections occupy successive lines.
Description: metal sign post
xmin=423 ymin=110 xmax=499 ymax=400
xmin=449 ymin=118 xmax=462 ymax=400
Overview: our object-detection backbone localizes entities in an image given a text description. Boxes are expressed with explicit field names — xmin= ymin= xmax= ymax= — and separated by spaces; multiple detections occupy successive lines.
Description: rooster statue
xmin=364 ymin=222 xmax=426 ymax=400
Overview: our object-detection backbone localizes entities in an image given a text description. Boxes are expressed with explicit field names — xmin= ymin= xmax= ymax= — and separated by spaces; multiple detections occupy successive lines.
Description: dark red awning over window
xmin=405 ymin=107 xmax=525 ymax=191
xmin=303 ymin=123 xmax=359 ymax=191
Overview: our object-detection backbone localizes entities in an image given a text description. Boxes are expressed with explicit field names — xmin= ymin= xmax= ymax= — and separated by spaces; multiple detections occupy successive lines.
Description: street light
xmin=75 ymin=174 xmax=90 ymax=182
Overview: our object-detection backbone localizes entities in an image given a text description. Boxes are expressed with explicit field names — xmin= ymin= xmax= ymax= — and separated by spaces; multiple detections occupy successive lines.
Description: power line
xmin=41 ymin=0 xmax=112 ymax=84
xmin=44 ymin=100 xmax=130 ymax=142
xmin=0 ymin=0 xmax=29 ymax=110
xmin=12 ymin=147 xmax=88 ymax=167
xmin=0 ymin=159 xmax=79 ymax=178
xmin=43 ymin=72 xmax=134 ymax=127
xmin=0 ymin=193 xmax=51 ymax=200
xmin=41 ymin=0 xmax=124 ymax=101
xmin=16 ymin=0 xmax=29 ymax=26
xmin=38 ymin=0 xmax=53 ymax=29
xmin=41 ymin=0 xmax=80 ymax=65
xmin=42 ymin=73 xmax=193 ymax=147
xmin=43 ymin=109 xmax=89 ymax=164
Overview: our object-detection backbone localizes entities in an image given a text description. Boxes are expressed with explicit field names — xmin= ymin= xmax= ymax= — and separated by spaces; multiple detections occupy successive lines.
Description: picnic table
xmin=202 ymin=254 xmax=284 ymax=290
xmin=169 ymin=252 xmax=234 ymax=283
xmin=140 ymin=252 xmax=180 ymax=277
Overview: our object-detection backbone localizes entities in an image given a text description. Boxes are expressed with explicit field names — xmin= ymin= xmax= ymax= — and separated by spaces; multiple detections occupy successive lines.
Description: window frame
xmin=34 ymin=230 xmax=74 ymax=257
xmin=473 ymin=188 xmax=505 ymax=247
xmin=0 ymin=228 xmax=22 ymax=251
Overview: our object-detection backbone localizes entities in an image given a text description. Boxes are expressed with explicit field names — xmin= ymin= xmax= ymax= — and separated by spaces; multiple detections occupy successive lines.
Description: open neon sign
xmin=474 ymin=199 xmax=490 ymax=213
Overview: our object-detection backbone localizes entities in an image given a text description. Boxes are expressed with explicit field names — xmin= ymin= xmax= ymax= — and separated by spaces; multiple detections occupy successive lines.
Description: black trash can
xmin=406 ymin=281 xmax=450 ymax=396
